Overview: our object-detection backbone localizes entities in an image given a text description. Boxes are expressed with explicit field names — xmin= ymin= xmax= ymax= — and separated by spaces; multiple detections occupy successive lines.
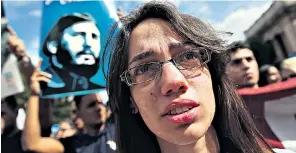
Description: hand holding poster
xmin=39 ymin=1 xmax=119 ymax=98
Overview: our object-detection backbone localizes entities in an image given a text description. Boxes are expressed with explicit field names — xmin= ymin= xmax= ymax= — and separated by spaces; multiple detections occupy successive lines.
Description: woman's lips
xmin=162 ymin=99 xmax=200 ymax=124
xmin=165 ymin=106 xmax=199 ymax=124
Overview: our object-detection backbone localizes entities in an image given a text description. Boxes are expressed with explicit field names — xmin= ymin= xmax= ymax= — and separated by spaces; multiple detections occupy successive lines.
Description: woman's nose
xmin=160 ymin=63 xmax=189 ymax=96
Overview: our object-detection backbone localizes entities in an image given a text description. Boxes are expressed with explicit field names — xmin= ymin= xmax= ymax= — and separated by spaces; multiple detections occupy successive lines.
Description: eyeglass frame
xmin=120 ymin=47 xmax=211 ymax=86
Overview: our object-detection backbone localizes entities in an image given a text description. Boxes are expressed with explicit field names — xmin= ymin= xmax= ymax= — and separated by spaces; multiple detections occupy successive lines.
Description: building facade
xmin=245 ymin=1 xmax=296 ymax=62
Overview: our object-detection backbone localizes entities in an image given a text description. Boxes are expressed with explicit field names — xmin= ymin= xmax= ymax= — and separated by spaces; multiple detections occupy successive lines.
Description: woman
xmin=104 ymin=1 xmax=273 ymax=153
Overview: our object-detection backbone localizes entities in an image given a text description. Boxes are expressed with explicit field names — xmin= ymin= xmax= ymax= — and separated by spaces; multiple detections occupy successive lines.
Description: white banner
xmin=1 ymin=54 xmax=25 ymax=98
xmin=265 ymin=95 xmax=296 ymax=151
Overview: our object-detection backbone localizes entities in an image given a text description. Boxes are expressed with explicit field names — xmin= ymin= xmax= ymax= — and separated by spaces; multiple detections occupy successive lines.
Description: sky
xmin=3 ymin=0 xmax=273 ymax=65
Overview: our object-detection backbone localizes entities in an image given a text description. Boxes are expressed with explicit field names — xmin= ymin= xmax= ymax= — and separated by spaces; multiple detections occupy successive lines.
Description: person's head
xmin=104 ymin=1 xmax=271 ymax=153
xmin=281 ymin=57 xmax=296 ymax=80
xmin=43 ymin=13 xmax=100 ymax=78
xmin=1 ymin=96 xmax=18 ymax=135
xmin=259 ymin=65 xmax=282 ymax=86
xmin=74 ymin=92 xmax=108 ymax=127
xmin=227 ymin=41 xmax=259 ymax=89
xmin=56 ymin=119 xmax=77 ymax=139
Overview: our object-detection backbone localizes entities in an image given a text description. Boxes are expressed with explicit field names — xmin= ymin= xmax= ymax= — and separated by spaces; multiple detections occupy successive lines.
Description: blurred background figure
xmin=2 ymin=96 xmax=19 ymax=138
xmin=227 ymin=41 xmax=260 ymax=89
xmin=259 ymin=64 xmax=282 ymax=87
xmin=72 ymin=90 xmax=111 ymax=136
xmin=74 ymin=118 xmax=84 ymax=133
xmin=281 ymin=57 xmax=296 ymax=81
xmin=1 ymin=118 xmax=5 ymax=135
xmin=1 ymin=96 xmax=33 ymax=153
xmin=55 ymin=119 xmax=77 ymax=139
xmin=70 ymin=101 xmax=85 ymax=134
xmin=1 ymin=7 xmax=37 ymax=151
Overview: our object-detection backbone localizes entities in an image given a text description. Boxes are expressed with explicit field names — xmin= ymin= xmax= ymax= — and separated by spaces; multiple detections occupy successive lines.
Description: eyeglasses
xmin=120 ymin=47 xmax=211 ymax=86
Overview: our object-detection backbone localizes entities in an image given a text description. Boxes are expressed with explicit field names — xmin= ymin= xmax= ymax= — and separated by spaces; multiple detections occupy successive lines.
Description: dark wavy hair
xmin=103 ymin=1 xmax=273 ymax=153
xmin=227 ymin=41 xmax=251 ymax=53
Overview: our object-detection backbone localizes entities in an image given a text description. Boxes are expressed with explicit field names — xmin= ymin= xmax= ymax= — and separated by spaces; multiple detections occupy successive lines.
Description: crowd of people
xmin=2 ymin=1 xmax=296 ymax=153
xmin=227 ymin=41 xmax=295 ymax=89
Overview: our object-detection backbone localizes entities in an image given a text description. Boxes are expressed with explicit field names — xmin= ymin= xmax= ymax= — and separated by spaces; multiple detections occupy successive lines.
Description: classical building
xmin=245 ymin=1 xmax=296 ymax=62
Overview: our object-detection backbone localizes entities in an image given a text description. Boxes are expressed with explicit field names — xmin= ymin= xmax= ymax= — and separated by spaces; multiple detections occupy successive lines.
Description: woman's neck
xmin=158 ymin=125 xmax=219 ymax=153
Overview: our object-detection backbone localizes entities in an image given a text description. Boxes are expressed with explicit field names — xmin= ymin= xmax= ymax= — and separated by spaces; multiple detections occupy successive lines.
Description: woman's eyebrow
xmin=128 ymin=41 xmax=194 ymax=65
xmin=128 ymin=50 xmax=155 ymax=65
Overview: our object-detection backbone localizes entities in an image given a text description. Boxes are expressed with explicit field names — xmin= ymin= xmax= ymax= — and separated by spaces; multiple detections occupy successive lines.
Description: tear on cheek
xmin=150 ymin=92 xmax=157 ymax=101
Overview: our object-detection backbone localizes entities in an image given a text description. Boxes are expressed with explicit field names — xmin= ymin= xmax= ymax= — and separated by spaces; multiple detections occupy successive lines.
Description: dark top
xmin=60 ymin=123 xmax=116 ymax=153
xmin=1 ymin=131 xmax=35 ymax=153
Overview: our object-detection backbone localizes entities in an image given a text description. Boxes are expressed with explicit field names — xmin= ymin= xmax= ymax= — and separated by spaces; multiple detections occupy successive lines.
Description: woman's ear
xmin=129 ymin=96 xmax=139 ymax=114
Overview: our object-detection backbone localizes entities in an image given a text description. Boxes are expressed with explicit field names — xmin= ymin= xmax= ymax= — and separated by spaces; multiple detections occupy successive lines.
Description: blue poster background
xmin=39 ymin=1 xmax=118 ymax=98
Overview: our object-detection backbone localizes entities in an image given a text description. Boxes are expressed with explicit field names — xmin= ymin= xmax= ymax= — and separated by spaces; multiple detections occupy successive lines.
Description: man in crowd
xmin=1 ymin=96 xmax=34 ymax=153
xmin=42 ymin=13 xmax=103 ymax=94
xmin=54 ymin=119 xmax=77 ymax=139
xmin=22 ymin=62 xmax=115 ymax=153
xmin=227 ymin=41 xmax=260 ymax=89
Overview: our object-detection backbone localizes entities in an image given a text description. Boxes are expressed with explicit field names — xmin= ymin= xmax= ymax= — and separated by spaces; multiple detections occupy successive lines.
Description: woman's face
xmin=128 ymin=19 xmax=216 ymax=145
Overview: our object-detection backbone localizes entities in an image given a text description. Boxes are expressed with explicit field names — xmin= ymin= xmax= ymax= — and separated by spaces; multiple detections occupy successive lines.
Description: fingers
xmin=37 ymin=58 xmax=43 ymax=69
xmin=7 ymin=34 xmax=26 ymax=58
xmin=31 ymin=59 xmax=52 ymax=83
xmin=35 ymin=76 xmax=51 ymax=83
xmin=31 ymin=70 xmax=52 ymax=83
xmin=15 ymin=45 xmax=25 ymax=56
xmin=32 ymin=69 xmax=51 ymax=79
xmin=32 ymin=59 xmax=44 ymax=79
xmin=39 ymin=71 xmax=52 ymax=78
xmin=6 ymin=26 xmax=17 ymax=36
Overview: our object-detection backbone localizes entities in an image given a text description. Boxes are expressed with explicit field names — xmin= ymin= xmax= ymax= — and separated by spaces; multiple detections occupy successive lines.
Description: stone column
xmin=272 ymin=38 xmax=286 ymax=61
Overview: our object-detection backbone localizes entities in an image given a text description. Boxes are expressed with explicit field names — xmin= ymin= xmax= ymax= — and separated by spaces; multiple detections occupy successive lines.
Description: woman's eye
xmin=181 ymin=51 xmax=199 ymax=61
xmin=133 ymin=63 xmax=159 ymax=76
xmin=134 ymin=64 xmax=150 ymax=75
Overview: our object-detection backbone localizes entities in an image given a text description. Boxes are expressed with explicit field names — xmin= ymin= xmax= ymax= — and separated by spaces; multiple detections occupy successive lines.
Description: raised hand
xmin=30 ymin=59 xmax=52 ymax=95
xmin=6 ymin=26 xmax=29 ymax=61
